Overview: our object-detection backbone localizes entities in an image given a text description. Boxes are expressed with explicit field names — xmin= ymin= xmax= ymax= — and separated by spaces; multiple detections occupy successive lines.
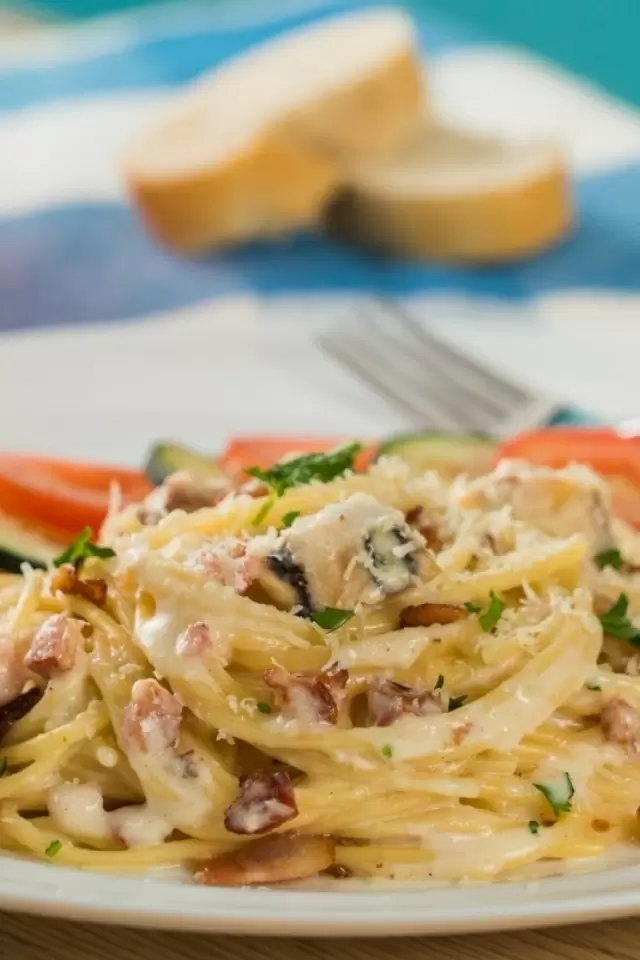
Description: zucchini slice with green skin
xmin=0 ymin=514 xmax=62 ymax=573
xmin=375 ymin=431 xmax=496 ymax=479
xmin=144 ymin=441 xmax=227 ymax=486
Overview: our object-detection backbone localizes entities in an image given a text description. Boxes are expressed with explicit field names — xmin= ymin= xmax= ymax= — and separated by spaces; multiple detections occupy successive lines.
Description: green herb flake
xmin=0 ymin=757 xmax=7 ymax=777
xmin=598 ymin=593 xmax=640 ymax=647
xmin=434 ymin=673 xmax=445 ymax=690
xmin=464 ymin=601 xmax=482 ymax=614
xmin=281 ymin=510 xmax=301 ymax=529
xmin=53 ymin=527 xmax=116 ymax=568
xmin=310 ymin=607 xmax=355 ymax=633
xmin=594 ymin=548 xmax=623 ymax=571
xmin=251 ymin=495 xmax=276 ymax=528
xmin=448 ymin=694 xmax=468 ymax=712
xmin=256 ymin=701 xmax=272 ymax=715
xmin=247 ymin=442 xmax=362 ymax=497
xmin=528 ymin=820 xmax=541 ymax=835
xmin=45 ymin=839 xmax=62 ymax=858
xmin=478 ymin=591 xmax=505 ymax=632
xmin=533 ymin=772 xmax=575 ymax=817
xmin=585 ymin=678 xmax=602 ymax=692
xmin=381 ymin=743 xmax=393 ymax=758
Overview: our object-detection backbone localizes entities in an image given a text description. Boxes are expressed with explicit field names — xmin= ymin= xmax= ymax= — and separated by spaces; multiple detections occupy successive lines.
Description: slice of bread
xmin=325 ymin=125 xmax=573 ymax=262
xmin=123 ymin=8 xmax=425 ymax=254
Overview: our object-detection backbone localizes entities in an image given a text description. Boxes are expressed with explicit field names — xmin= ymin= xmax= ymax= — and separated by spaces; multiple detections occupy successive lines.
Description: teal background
xmin=10 ymin=0 xmax=640 ymax=108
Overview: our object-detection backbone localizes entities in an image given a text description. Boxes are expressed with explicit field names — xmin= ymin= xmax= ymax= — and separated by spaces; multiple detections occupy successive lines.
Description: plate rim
xmin=2 ymin=855 xmax=640 ymax=936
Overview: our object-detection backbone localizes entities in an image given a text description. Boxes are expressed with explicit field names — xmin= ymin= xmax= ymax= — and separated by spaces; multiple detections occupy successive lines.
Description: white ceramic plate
xmin=2 ymin=294 xmax=640 ymax=935
xmin=2 ymin=851 xmax=640 ymax=936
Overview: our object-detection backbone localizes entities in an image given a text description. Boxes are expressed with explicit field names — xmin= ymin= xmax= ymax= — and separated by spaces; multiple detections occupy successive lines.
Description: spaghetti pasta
xmin=0 ymin=451 xmax=639 ymax=886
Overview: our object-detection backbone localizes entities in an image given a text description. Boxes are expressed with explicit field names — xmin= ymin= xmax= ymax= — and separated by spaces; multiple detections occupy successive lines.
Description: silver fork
xmin=318 ymin=299 xmax=563 ymax=437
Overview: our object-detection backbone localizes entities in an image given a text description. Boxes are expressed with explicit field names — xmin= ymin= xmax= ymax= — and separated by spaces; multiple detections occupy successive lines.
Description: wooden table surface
xmin=3 ymin=909 xmax=640 ymax=960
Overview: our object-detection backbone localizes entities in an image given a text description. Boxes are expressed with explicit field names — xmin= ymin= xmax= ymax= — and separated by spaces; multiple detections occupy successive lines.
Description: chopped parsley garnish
xmin=466 ymin=591 xmax=505 ymax=632
xmin=594 ymin=548 xmax=623 ymax=571
xmin=45 ymin=839 xmax=62 ymax=857
xmin=448 ymin=694 xmax=467 ymax=712
xmin=0 ymin=757 xmax=7 ymax=777
xmin=256 ymin=701 xmax=272 ymax=714
xmin=252 ymin=495 xmax=276 ymax=527
xmin=53 ymin=527 xmax=116 ymax=568
xmin=533 ymin=772 xmax=575 ymax=816
xmin=281 ymin=510 xmax=301 ymax=529
xmin=381 ymin=743 xmax=393 ymax=758
xmin=310 ymin=607 xmax=355 ymax=632
xmin=585 ymin=678 xmax=602 ymax=692
xmin=247 ymin=442 xmax=362 ymax=497
xmin=598 ymin=593 xmax=640 ymax=647
xmin=434 ymin=673 xmax=445 ymax=690
xmin=528 ymin=820 xmax=541 ymax=835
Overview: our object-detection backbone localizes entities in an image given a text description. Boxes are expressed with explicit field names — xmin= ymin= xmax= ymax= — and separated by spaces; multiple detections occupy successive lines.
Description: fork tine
xmin=320 ymin=331 xmax=465 ymax=430
xmin=356 ymin=306 xmax=509 ymax=432
xmin=375 ymin=298 xmax=529 ymax=406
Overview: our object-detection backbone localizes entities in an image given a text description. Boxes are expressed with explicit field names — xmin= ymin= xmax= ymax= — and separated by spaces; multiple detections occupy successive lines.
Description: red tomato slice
xmin=498 ymin=428 xmax=640 ymax=481
xmin=497 ymin=428 xmax=640 ymax=527
xmin=221 ymin=435 xmax=374 ymax=477
xmin=0 ymin=454 xmax=152 ymax=539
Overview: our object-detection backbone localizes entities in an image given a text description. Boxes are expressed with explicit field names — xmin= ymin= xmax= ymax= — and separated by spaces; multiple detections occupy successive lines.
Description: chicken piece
xmin=258 ymin=494 xmax=425 ymax=611
xmin=24 ymin=614 xmax=85 ymax=680
xmin=465 ymin=465 xmax=615 ymax=552
xmin=110 ymin=804 xmax=172 ymax=848
xmin=367 ymin=678 xmax=443 ymax=726
xmin=195 ymin=833 xmax=335 ymax=886
xmin=224 ymin=770 xmax=298 ymax=835
xmin=264 ymin=665 xmax=349 ymax=725
xmin=48 ymin=783 xmax=112 ymax=844
xmin=122 ymin=679 xmax=182 ymax=754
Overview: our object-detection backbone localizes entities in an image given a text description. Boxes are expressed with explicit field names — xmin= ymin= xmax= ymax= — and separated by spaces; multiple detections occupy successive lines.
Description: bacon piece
xmin=24 ymin=614 xmax=85 ymax=680
xmin=264 ymin=665 xmax=348 ymax=725
xmin=452 ymin=721 xmax=472 ymax=745
xmin=175 ymin=621 xmax=213 ymax=657
xmin=239 ymin=478 xmax=270 ymax=499
xmin=51 ymin=564 xmax=108 ymax=608
xmin=224 ymin=770 xmax=298 ymax=835
xmin=405 ymin=507 xmax=444 ymax=552
xmin=405 ymin=506 xmax=423 ymax=526
xmin=601 ymin=697 xmax=640 ymax=753
xmin=138 ymin=471 xmax=232 ymax=525
xmin=0 ymin=687 xmax=43 ymax=743
xmin=367 ymin=678 xmax=443 ymax=727
xmin=196 ymin=539 xmax=254 ymax=593
xmin=195 ymin=833 xmax=335 ymax=886
xmin=323 ymin=863 xmax=354 ymax=879
xmin=0 ymin=631 xmax=34 ymax=708
xmin=122 ymin=679 xmax=182 ymax=754
xmin=401 ymin=603 xmax=468 ymax=628
xmin=163 ymin=472 xmax=228 ymax=512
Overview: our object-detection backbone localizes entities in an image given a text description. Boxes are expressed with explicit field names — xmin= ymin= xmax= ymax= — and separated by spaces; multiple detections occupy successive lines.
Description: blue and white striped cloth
xmin=3 ymin=0 xmax=640 ymax=335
